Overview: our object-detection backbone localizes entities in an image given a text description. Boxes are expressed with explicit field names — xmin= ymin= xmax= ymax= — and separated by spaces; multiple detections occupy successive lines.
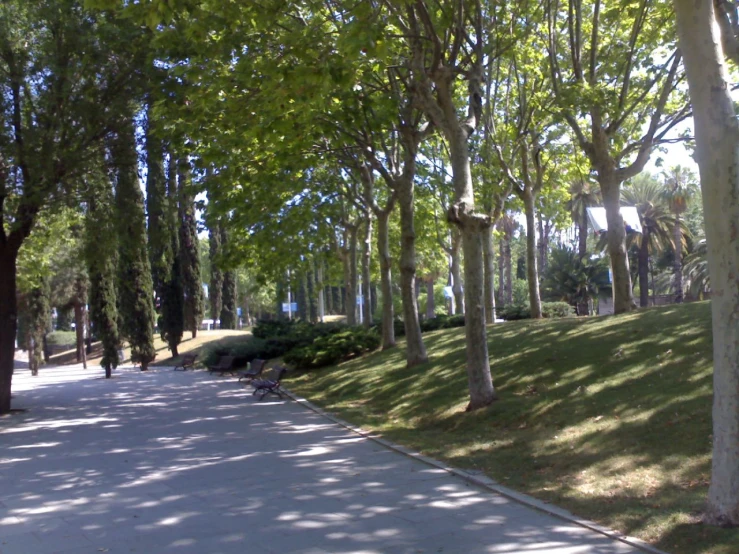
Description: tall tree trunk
xmin=674 ymin=0 xmax=739 ymax=525
xmin=73 ymin=301 xmax=87 ymax=369
xmin=579 ymin=202 xmax=589 ymax=258
xmin=523 ymin=190 xmax=543 ymax=319
xmin=0 ymin=246 xmax=18 ymax=413
xmin=446 ymin=129 xmax=495 ymax=410
xmin=376 ymin=211 xmax=396 ymax=349
xmin=504 ymin=231 xmax=513 ymax=305
xmin=673 ymin=216 xmax=684 ymax=303
xmin=498 ymin=240 xmax=505 ymax=307
xmin=638 ymin=232 xmax=650 ymax=308
xmin=537 ymin=214 xmax=548 ymax=273
xmin=317 ymin=263 xmax=325 ymax=323
xmin=450 ymin=228 xmax=464 ymax=314
xmin=483 ymin=225 xmax=496 ymax=324
xmin=347 ymin=226 xmax=359 ymax=325
xmin=397 ymin=181 xmax=428 ymax=367
xmin=601 ymin=173 xmax=635 ymax=313
xmin=362 ymin=215 xmax=373 ymax=328
xmin=426 ymin=278 xmax=435 ymax=319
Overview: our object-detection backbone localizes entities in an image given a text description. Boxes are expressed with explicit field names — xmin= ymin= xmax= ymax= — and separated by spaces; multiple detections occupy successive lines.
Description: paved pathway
xmin=0 ymin=365 xmax=644 ymax=554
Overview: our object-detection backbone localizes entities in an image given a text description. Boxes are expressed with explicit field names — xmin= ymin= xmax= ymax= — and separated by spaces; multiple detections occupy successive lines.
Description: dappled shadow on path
xmin=0 ymin=367 xmax=636 ymax=554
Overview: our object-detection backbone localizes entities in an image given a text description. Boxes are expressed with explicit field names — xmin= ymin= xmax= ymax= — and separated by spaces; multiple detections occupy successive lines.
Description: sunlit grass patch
xmin=289 ymin=301 xmax=737 ymax=554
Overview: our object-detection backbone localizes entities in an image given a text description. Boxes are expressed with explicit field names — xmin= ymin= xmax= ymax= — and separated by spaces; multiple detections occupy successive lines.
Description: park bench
xmin=207 ymin=355 xmax=237 ymax=376
xmin=251 ymin=367 xmax=288 ymax=400
xmin=173 ymin=352 xmax=197 ymax=371
xmin=237 ymin=358 xmax=267 ymax=383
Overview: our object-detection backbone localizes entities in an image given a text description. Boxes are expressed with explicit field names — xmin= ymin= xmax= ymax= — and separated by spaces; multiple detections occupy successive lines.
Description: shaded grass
xmin=288 ymin=302 xmax=738 ymax=554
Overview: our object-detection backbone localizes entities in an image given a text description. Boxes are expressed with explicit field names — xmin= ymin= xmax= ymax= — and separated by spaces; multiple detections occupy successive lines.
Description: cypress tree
xmin=209 ymin=224 xmax=223 ymax=323
xmin=114 ymin=118 xmax=156 ymax=371
xmin=177 ymin=157 xmax=204 ymax=337
xmin=158 ymin=150 xmax=185 ymax=356
xmin=219 ymin=226 xmax=237 ymax=329
xmin=86 ymin=180 xmax=120 ymax=379
xmin=145 ymin=105 xmax=170 ymax=298
xmin=24 ymin=281 xmax=50 ymax=376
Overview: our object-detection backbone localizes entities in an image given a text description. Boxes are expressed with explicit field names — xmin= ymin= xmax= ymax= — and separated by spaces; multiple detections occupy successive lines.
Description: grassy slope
xmin=289 ymin=302 xmax=738 ymax=554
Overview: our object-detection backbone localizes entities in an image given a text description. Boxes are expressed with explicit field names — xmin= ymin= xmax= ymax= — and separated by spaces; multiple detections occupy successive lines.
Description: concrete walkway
xmin=1 ymin=365 xmax=643 ymax=554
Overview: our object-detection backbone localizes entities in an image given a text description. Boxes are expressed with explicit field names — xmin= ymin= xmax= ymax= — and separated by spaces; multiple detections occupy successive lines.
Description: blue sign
xmin=237 ymin=307 xmax=243 ymax=316
xmin=443 ymin=286 xmax=453 ymax=299
xmin=282 ymin=302 xmax=298 ymax=312
xmin=356 ymin=295 xmax=364 ymax=305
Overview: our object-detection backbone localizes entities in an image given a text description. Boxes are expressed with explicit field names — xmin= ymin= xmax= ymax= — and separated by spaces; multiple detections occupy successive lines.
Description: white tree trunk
xmin=483 ymin=224 xmax=496 ymax=324
xmin=362 ymin=215 xmax=373 ymax=328
xmin=376 ymin=211 xmax=395 ymax=349
xmin=601 ymin=174 xmax=635 ymax=313
xmin=450 ymin=228 xmax=464 ymax=314
xmin=674 ymin=0 xmax=739 ymax=525
xmin=523 ymin=189 xmax=543 ymax=319
xmin=398 ymin=180 xmax=428 ymax=367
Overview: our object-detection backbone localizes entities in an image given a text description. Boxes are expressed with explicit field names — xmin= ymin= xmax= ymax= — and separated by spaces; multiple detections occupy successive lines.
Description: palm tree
xmin=661 ymin=166 xmax=699 ymax=303
xmin=622 ymin=175 xmax=680 ymax=307
xmin=568 ymin=179 xmax=601 ymax=257
xmin=684 ymin=237 xmax=710 ymax=297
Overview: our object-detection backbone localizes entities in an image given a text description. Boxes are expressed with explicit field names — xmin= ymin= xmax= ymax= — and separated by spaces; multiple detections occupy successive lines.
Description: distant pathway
xmin=1 ymin=364 xmax=645 ymax=554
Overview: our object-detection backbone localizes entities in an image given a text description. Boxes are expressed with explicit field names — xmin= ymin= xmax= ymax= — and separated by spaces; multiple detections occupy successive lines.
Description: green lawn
xmin=288 ymin=301 xmax=738 ymax=554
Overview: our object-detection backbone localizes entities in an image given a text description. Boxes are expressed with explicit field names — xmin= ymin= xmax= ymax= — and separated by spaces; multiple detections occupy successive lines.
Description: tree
xmin=114 ymin=117 xmax=156 ymax=371
xmin=661 ymin=165 xmax=698 ymax=303
xmin=208 ymin=223 xmax=223 ymax=322
xmin=546 ymin=0 xmax=689 ymax=313
xmin=23 ymin=282 xmax=50 ymax=376
xmin=672 ymin=0 xmax=739 ymax=526
xmin=569 ymin=179 xmax=601 ymax=258
xmin=621 ymin=175 xmax=679 ymax=307
xmin=219 ymin=227 xmax=237 ymax=329
xmin=86 ymin=175 xmax=120 ymax=378
xmin=0 ymin=0 xmax=144 ymax=412
xmin=177 ymin=157 xmax=204 ymax=337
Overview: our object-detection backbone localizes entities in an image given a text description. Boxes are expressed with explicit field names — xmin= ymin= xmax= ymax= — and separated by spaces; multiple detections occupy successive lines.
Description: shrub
xmin=283 ymin=328 xmax=380 ymax=370
xmin=499 ymin=302 xmax=575 ymax=321
xmin=252 ymin=319 xmax=296 ymax=339
xmin=45 ymin=331 xmax=77 ymax=347
xmin=541 ymin=302 xmax=575 ymax=318
xmin=499 ymin=305 xmax=532 ymax=321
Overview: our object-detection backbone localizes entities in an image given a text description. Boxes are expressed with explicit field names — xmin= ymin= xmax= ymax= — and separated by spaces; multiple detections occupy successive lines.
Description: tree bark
xmin=317 ymin=263 xmax=325 ymax=323
xmin=446 ymin=123 xmax=495 ymax=410
xmin=0 ymin=245 xmax=18 ymax=414
xmin=504 ymin=231 xmax=513 ymax=305
xmin=450 ymin=228 xmax=464 ymax=314
xmin=483 ymin=225 xmax=496 ymax=323
xmin=376 ymin=211 xmax=396 ymax=349
xmin=673 ymin=215 xmax=684 ymax=302
xmin=426 ymin=278 xmax=435 ymax=319
xmin=601 ymin=173 xmax=635 ymax=313
xmin=73 ymin=301 xmax=87 ymax=369
xmin=362 ymin=215 xmax=373 ymax=328
xmin=397 ymin=180 xmax=428 ymax=367
xmin=674 ymin=0 xmax=739 ymax=525
xmin=638 ymin=232 xmax=650 ymax=308
xmin=523 ymin=189 xmax=543 ymax=319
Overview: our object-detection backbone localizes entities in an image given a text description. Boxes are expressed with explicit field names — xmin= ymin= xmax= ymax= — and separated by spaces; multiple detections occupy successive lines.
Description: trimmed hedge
xmin=45 ymin=331 xmax=77 ymax=347
xmin=498 ymin=302 xmax=575 ymax=321
xmin=283 ymin=328 xmax=380 ymax=370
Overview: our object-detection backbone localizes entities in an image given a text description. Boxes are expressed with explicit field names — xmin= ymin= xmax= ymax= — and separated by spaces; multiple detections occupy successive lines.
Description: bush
xmin=45 ymin=331 xmax=77 ymax=347
xmin=419 ymin=314 xmax=466 ymax=332
xmin=541 ymin=302 xmax=575 ymax=318
xmin=283 ymin=328 xmax=380 ymax=370
xmin=252 ymin=319 xmax=296 ymax=339
xmin=499 ymin=302 xmax=575 ymax=321
xmin=498 ymin=305 xmax=532 ymax=321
